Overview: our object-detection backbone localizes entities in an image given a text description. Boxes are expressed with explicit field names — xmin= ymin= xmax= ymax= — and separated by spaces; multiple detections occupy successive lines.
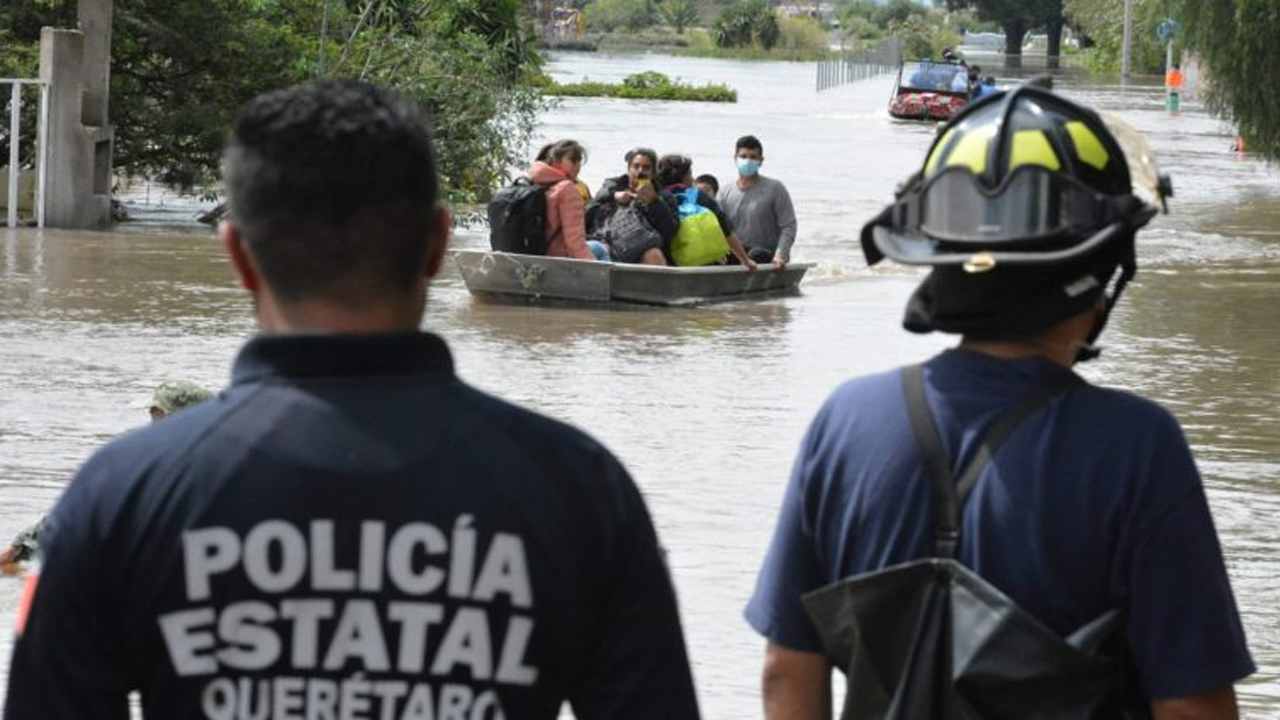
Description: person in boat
xmin=656 ymin=154 xmax=755 ymax=269
xmin=934 ymin=49 xmax=966 ymax=90
xmin=907 ymin=63 xmax=929 ymax=89
xmin=717 ymin=134 xmax=797 ymax=270
xmin=0 ymin=379 xmax=213 ymax=573
xmin=975 ymin=74 xmax=999 ymax=98
xmin=530 ymin=139 xmax=607 ymax=261
xmin=965 ymin=64 xmax=982 ymax=98
xmin=694 ymin=173 xmax=719 ymax=198
xmin=747 ymin=85 xmax=1253 ymax=718
xmin=6 ymin=80 xmax=701 ymax=720
xmin=584 ymin=146 xmax=676 ymax=265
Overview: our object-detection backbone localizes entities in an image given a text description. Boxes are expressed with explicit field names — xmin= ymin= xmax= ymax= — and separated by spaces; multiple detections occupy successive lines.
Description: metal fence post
xmin=37 ymin=81 xmax=48 ymax=228
xmin=8 ymin=83 xmax=21 ymax=229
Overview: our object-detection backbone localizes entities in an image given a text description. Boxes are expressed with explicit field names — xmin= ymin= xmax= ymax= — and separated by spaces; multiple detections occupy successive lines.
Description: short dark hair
xmin=735 ymin=134 xmax=763 ymax=155
xmin=222 ymin=79 xmax=440 ymax=304
xmin=694 ymin=173 xmax=719 ymax=195
xmin=656 ymin=154 xmax=692 ymax=188
xmin=624 ymin=147 xmax=657 ymax=168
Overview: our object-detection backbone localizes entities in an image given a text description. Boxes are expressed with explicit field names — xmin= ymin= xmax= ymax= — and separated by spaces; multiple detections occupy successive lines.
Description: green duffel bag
xmin=671 ymin=187 xmax=729 ymax=266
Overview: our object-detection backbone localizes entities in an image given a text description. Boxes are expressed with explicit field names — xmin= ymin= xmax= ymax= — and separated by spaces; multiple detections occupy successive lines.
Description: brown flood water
xmin=0 ymin=53 xmax=1277 ymax=716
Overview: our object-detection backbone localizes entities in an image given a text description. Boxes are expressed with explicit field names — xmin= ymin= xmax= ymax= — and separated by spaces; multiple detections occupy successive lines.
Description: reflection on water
xmin=1 ymin=53 xmax=1278 ymax=717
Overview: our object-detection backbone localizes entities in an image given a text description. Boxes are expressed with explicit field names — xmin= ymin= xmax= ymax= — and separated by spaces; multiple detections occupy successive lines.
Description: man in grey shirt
xmin=718 ymin=134 xmax=798 ymax=270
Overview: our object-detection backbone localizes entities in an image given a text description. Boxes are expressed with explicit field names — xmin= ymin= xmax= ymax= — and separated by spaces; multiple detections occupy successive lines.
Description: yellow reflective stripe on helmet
xmin=1008 ymin=130 xmax=1061 ymax=171
xmin=1065 ymin=121 xmax=1109 ymax=171
xmin=925 ymin=127 xmax=958 ymax=176
xmin=938 ymin=125 xmax=996 ymax=175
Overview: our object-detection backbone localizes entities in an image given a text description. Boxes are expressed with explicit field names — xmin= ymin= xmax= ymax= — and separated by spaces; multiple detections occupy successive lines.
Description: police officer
xmin=7 ymin=80 xmax=699 ymax=719
xmin=746 ymin=87 xmax=1253 ymax=718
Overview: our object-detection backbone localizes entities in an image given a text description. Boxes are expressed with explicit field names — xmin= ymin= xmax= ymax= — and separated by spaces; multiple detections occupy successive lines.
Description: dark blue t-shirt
xmin=7 ymin=332 xmax=699 ymax=720
xmin=746 ymin=348 xmax=1253 ymax=701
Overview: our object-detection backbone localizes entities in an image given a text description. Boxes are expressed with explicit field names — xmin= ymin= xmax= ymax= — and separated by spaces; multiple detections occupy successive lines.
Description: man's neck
xmin=254 ymin=293 xmax=425 ymax=335
xmin=958 ymin=338 xmax=1076 ymax=368
xmin=737 ymin=174 xmax=760 ymax=190
xmin=957 ymin=305 xmax=1101 ymax=369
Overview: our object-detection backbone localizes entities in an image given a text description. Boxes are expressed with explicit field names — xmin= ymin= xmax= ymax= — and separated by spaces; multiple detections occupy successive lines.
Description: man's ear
xmin=424 ymin=206 xmax=452 ymax=279
xmin=220 ymin=220 xmax=260 ymax=293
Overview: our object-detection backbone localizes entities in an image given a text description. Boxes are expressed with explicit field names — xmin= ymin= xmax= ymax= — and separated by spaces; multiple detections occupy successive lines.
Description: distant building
xmin=776 ymin=1 xmax=837 ymax=25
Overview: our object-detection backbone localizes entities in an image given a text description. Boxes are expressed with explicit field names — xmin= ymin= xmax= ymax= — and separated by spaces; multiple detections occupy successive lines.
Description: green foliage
xmin=0 ymin=0 xmax=547 ymax=202
xmin=713 ymin=0 xmax=781 ymax=49
xmin=875 ymin=0 xmax=927 ymax=26
xmin=592 ymin=26 xmax=690 ymax=50
xmin=890 ymin=14 xmax=962 ymax=60
xmin=838 ymin=15 xmax=884 ymax=43
xmin=680 ymin=27 xmax=830 ymax=59
xmin=659 ymin=0 xmax=700 ymax=34
xmin=839 ymin=0 xmax=879 ymax=21
xmin=1174 ymin=0 xmax=1280 ymax=159
xmin=775 ymin=15 xmax=830 ymax=53
xmin=838 ymin=0 xmax=964 ymax=54
xmin=106 ymin=0 xmax=315 ymax=188
xmin=0 ymin=27 xmax=38 ymax=77
xmin=1064 ymin=0 xmax=1165 ymax=73
xmin=585 ymin=0 xmax=657 ymax=32
xmin=325 ymin=0 xmax=547 ymax=200
xmin=950 ymin=9 xmax=1001 ymax=34
xmin=755 ymin=7 xmax=780 ymax=49
xmin=544 ymin=70 xmax=737 ymax=101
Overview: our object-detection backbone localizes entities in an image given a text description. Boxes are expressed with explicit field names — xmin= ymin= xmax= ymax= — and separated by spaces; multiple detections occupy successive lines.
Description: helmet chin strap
xmin=1072 ymin=339 xmax=1102 ymax=363
xmin=1075 ymin=254 xmax=1136 ymax=363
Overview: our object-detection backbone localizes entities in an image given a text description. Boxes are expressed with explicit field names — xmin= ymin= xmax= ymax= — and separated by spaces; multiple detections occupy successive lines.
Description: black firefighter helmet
xmin=861 ymin=83 xmax=1171 ymax=360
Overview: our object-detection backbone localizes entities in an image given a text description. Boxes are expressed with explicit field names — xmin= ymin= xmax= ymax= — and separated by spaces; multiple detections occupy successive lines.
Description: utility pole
xmin=1121 ymin=0 xmax=1133 ymax=79
xmin=318 ymin=0 xmax=330 ymax=78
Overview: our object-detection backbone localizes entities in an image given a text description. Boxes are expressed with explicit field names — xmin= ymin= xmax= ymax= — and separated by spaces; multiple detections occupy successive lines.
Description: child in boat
xmin=694 ymin=173 xmax=719 ymax=198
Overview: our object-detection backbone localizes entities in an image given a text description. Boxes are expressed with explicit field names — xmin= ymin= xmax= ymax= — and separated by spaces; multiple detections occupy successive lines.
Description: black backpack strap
xmin=902 ymin=363 xmax=1083 ymax=558
xmin=902 ymin=364 xmax=960 ymax=557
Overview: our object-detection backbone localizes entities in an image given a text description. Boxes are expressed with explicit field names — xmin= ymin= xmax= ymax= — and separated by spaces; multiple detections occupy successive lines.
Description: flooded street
xmin=2 ymin=52 xmax=1278 ymax=716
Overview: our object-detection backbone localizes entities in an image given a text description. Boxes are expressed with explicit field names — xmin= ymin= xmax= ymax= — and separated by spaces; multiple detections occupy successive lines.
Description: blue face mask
xmin=737 ymin=158 xmax=761 ymax=177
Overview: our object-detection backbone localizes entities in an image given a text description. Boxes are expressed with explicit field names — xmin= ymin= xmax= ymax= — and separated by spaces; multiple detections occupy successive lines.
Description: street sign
xmin=1157 ymin=18 xmax=1181 ymax=42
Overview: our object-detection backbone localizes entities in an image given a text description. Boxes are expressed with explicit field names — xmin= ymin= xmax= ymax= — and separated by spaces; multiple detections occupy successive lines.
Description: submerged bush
xmin=544 ymin=71 xmax=737 ymax=102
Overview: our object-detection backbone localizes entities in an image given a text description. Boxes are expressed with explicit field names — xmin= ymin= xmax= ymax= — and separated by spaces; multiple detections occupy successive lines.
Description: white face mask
xmin=737 ymin=158 xmax=761 ymax=177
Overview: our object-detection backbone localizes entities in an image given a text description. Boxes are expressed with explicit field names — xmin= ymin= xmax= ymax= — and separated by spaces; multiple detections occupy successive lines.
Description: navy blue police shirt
xmin=7 ymin=332 xmax=700 ymax=720
xmin=747 ymin=348 xmax=1254 ymax=701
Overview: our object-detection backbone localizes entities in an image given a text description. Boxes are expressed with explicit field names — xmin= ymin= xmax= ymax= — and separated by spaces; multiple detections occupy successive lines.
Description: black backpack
xmin=487 ymin=177 xmax=549 ymax=255
xmin=803 ymin=366 xmax=1143 ymax=720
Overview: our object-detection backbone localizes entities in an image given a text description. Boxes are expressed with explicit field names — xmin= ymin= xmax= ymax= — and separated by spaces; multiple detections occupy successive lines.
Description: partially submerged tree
xmin=1174 ymin=0 xmax=1280 ymax=159
xmin=946 ymin=0 xmax=1065 ymax=60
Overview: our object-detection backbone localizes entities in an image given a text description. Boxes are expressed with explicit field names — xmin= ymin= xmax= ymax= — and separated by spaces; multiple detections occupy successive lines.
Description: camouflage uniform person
xmin=0 ymin=381 xmax=213 ymax=570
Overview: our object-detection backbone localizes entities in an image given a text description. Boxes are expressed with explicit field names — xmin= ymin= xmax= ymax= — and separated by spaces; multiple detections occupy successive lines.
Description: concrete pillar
xmin=78 ymin=0 xmax=113 ymax=127
xmin=39 ymin=27 xmax=113 ymax=228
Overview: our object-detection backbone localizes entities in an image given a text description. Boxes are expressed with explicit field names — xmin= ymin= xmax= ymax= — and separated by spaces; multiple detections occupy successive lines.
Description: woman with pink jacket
xmin=528 ymin=139 xmax=605 ymax=261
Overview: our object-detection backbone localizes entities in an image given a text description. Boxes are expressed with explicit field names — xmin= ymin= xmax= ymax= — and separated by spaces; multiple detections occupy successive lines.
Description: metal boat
xmin=452 ymin=249 xmax=812 ymax=307
xmin=889 ymin=59 xmax=969 ymax=122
